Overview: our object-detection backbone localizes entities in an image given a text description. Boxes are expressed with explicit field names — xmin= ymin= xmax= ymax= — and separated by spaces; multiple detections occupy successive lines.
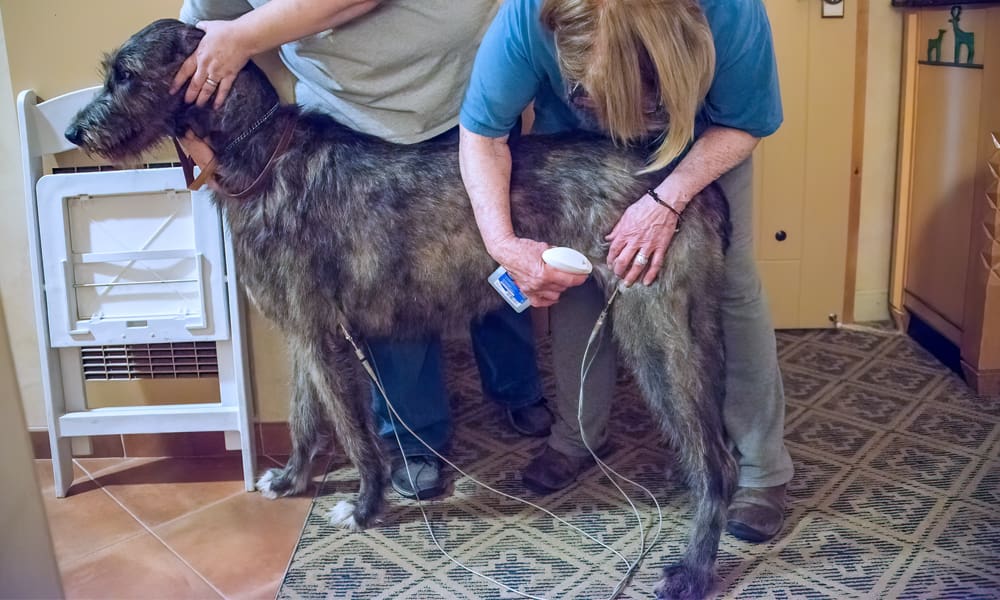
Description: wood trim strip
xmin=843 ymin=0 xmax=871 ymax=323
xmin=960 ymin=360 xmax=1000 ymax=396
xmin=903 ymin=291 xmax=963 ymax=344
xmin=889 ymin=11 xmax=920 ymax=315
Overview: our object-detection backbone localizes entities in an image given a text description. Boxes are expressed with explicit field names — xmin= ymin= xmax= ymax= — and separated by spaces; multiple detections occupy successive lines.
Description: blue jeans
xmin=368 ymin=305 xmax=541 ymax=458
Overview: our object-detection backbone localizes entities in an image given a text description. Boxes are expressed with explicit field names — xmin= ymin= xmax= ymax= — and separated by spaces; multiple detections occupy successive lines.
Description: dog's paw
xmin=654 ymin=564 xmax=712 ymax=600
xmin=327 ymin=500 xmax=363 ymax=531
xmin=255 ymin=469 xmax=282 ymax=500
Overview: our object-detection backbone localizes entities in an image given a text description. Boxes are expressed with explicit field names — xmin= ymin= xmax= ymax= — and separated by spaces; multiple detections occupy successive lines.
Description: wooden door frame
xmin=889 ymin=10 xmax=919 ymax=327
xmin=842 ymin=0 xmax=871 ymax=324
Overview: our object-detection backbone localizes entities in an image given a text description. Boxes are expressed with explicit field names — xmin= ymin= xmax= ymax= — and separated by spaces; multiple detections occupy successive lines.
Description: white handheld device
xmin=488 ymin=247 xmax=593 ymax=312
xmin=541 ymin=246 xmax=593 ymax=275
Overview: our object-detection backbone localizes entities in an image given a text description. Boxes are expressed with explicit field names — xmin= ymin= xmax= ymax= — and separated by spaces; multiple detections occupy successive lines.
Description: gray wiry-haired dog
xmin=66 ymin=19 xmax=736 ymax=600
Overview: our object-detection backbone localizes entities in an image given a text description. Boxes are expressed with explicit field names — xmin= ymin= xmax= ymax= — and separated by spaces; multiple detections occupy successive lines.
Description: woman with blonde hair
xmin=459 ymin=0 xmax=794 ymax=544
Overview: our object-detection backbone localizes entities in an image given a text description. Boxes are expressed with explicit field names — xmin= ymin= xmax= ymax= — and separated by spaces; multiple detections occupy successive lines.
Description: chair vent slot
xmin=81 ymin=342 xmax=218 ymax=380
xmin=51 ymin=162 xmax=182 ymax=175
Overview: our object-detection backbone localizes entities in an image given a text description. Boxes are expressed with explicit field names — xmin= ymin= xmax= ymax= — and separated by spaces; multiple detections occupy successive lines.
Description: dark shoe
xmin=506 ymin=398 xmax=554 ymax=437
xmin=390 ymin=455 xmax=444 ymax=500
xmin=726 ymin=484 xmax=787 ymax=543
xmin=521 ymin=444 xmax=608 ymax=495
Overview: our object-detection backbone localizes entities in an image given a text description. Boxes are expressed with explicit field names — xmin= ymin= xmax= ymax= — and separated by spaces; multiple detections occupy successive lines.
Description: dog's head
xmin=64 ymin=19 xmax=204 ymax=162
xmin=65 ymin=19 xmax=277 ymax=164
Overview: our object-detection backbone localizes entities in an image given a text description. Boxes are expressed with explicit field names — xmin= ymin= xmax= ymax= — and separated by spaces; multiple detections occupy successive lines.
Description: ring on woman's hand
xmin=205 ymin=77 xmax=219 ymax=88
xmin=635 ymin=252 xmax=649 ymax=266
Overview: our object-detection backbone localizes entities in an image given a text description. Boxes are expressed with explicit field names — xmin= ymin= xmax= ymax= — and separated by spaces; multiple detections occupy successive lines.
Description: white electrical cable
xmin=338 ymin=283 xmax=663 ymax=599
xmin=368 ymin=361 xmax=632 ymax=599
xmin=573 ymin=286 xmax=664 ymax=596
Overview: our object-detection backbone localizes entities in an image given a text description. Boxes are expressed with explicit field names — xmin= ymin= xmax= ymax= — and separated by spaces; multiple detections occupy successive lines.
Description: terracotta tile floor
xmin=34 ymin=454 xmax=315 ymax=599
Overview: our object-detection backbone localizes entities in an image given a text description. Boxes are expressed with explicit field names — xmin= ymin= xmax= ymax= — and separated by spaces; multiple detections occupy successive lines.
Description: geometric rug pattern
xmin=279 ymin=326 xmax=1000 ymax=598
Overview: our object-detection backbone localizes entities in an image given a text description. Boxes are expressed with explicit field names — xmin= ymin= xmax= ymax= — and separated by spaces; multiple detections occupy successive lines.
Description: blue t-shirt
xmin=460 ymin=0 xmax=782 ymax=146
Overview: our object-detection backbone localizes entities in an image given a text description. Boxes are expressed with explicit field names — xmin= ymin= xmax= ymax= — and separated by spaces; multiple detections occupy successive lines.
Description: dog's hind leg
xmin=256 ymin=342 xmax=331 ymax=500
xmin=613 ymin=286 xmax=736 ymax=600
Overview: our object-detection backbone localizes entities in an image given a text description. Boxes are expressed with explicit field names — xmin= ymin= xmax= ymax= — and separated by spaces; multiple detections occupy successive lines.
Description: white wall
xmin=0 ymin=18 xmax=63 ymax=583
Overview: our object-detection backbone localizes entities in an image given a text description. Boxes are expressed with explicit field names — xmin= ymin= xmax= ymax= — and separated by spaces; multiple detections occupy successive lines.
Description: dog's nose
xmin=65 ymin=123 xmax=83 ymax=146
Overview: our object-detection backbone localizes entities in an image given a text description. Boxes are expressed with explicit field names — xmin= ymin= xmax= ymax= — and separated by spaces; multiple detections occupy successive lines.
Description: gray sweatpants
xmin=546 ymin=158 xmax=795 ymax=488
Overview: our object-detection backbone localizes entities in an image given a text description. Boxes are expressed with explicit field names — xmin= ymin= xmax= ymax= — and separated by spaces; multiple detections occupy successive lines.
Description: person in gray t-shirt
xmin=175 ymin=0 xmax=554 ymax=500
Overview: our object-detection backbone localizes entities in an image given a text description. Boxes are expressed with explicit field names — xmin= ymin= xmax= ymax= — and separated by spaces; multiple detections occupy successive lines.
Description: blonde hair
xmin=541 ymin=0 xmax=715 ymax=172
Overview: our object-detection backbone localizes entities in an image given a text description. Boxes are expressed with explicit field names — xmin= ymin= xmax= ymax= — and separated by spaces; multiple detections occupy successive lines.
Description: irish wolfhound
xmin=65 ymin=19 xmax=736 ymax=600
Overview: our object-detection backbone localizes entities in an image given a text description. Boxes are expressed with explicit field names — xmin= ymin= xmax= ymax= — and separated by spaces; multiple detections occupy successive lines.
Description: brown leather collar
xmin=172 ymin=135 xmax=216 ymax=192
xmin=171 ymin=112 xmax=295 ymax=199
xmin=229 ymin=117 xmax=296 ymax=200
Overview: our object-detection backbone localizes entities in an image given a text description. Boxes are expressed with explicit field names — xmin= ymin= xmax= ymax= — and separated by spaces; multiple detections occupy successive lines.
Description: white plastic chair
xmin=18 ymin=85 xmax=256 ymax=497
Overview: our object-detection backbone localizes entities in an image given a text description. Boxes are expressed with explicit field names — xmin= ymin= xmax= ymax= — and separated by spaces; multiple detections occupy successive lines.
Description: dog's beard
xmin=76 ymin=117 xmax=171 ymax=167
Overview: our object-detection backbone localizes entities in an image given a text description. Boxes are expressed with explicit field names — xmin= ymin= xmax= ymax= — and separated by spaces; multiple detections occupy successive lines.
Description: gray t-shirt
xmin=180 ymin=0 xmax=498 ymax=144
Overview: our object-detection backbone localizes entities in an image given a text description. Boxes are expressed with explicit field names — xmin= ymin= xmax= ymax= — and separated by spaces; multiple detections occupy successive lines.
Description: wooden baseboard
xmin=904 ymin=292 xmax=962 ymax=345
xmin=889 ymin=305 xmax=910 ymax=332
xmin=907 ymin=311 xmax=963 ymax=375
xmin=30 ymin=422 xmax=292 ymax=460
xmin=961 ymin=361 xmax=1000 ymax=396
xmin=899 ymin=301 xmax=1000 ymax=395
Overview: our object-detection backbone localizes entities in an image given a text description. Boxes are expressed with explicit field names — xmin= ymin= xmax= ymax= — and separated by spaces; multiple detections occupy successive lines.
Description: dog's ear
xmin=186 ymin=108 xmax=212 ymax=140
xmin=177 ymin=25 xmax=206 ymax=60
xmin=169 ymin=20 xmax=206 ymax=63
xmin=133 ymin=19 xmax=205 ymax=64
xmin=171 ymin=104 xmax=212 ymax=140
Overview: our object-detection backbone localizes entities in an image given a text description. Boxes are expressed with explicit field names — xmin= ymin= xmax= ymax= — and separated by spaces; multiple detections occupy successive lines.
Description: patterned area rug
xmin=279 ymin=327 xmax=1000 ymax=599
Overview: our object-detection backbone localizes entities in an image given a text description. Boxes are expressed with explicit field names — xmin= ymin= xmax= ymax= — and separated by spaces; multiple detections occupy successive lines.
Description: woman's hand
xmin=458 ymin=127 xmax=585 ymax=306
xmin=170 ymin=20 xmax=251 ymax=109
xmin=606 ymin=186 xmax=685 ymax=287
xmin=490 ymin=237 xmax=588 ymax=307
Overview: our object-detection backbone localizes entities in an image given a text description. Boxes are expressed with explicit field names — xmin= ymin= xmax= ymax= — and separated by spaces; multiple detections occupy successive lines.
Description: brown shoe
xmin=521 ymin=444 xmax=608 ymax=495
xmin=726 ymin=484 xmax=787 ymax=543
xmin=505 ymin=398 xmax=554 ymax=437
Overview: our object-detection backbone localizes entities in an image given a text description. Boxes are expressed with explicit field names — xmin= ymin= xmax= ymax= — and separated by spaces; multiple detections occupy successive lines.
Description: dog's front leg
xmin=256 ymin=340 xmax=332 ymax=500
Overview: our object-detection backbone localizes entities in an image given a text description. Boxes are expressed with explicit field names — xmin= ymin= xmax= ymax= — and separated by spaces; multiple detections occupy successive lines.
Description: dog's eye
xmin=114 ymin=66 xmax=134 ymax=84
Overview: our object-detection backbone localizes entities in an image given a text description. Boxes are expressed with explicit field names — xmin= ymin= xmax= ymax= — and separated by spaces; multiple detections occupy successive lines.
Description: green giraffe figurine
xmin=950 ymin=6 xmax=975 ymax=64
xmin=927 ymin=28 xmax=946 ymax=63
